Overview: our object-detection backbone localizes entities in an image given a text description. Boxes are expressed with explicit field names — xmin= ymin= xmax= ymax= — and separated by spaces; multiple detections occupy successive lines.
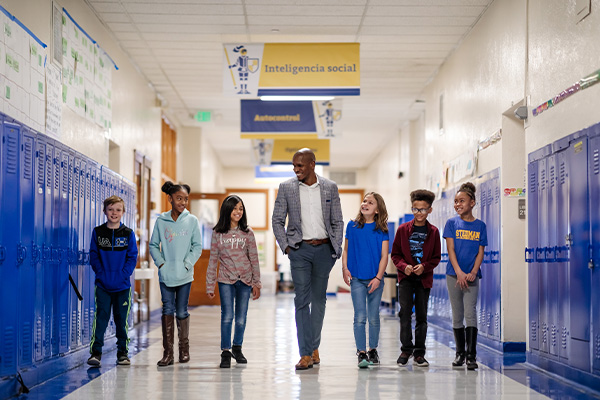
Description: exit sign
xmin=194 ymin=111 xmax=211 ymax=122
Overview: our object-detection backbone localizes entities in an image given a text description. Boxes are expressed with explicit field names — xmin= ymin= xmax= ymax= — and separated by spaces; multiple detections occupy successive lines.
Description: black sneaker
xmin=414 ymin=355 xmax=429 ymax=367
xmin=397 ymin=352 xmax=412 ymax=366
xmin=367 ymin=349 xmax=380 ymax=365
xmin=87 ymin=353 xmax=102 ymax=367
xmin=357 ymin=352 xmax=369 ymax=369
xmin=117 ymin=353 xmax=130 ymax=366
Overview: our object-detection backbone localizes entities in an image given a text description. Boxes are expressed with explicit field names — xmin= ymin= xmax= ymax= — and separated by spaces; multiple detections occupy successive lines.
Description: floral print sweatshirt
xmin=206 ymin=227 xmax=261 ymax=293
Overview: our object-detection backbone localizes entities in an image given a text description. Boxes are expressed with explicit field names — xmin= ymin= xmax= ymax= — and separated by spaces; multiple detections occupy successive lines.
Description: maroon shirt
xmin=391 ymin=220 xmax=441 ymax=289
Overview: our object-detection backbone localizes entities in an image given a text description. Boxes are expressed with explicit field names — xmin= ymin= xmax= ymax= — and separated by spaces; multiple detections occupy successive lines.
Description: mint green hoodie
xmin=149 ymin=209 xmax=203 ymax=287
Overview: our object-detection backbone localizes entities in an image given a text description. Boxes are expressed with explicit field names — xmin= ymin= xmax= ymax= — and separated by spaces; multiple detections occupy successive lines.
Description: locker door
xmin=491 ymin=176 xmax=501 ymax=340
xmin=567 ymin=136 xmax=591 ymax=371
xmin=589 ymin=132 xmax=600 ymax=373
xmin=81 ymin=160 xmax=91 ymax=345
xmin=0 ymin=120 xmax=20 ymax=377
xmin=69 ymin=154 xmax=81 ymax=349
xmin=43 ymin=138 xmax=55 ymax=359
xmin=547 ymin=154 xmax=559 ymax=356
xmin=538 ymin=157 xmax=550 ymax=354
xmin=56 ymin=146 xmax=70 ymax=354
xmin=33 ymin=136 xmax=46 ymax=363
xmin=19 ymin=128 xmax=36 ymax=368
xmin=556 ymin=150 xmax=570 ymax=361
xmin=528 ymin=159 xmax=540 ymax=350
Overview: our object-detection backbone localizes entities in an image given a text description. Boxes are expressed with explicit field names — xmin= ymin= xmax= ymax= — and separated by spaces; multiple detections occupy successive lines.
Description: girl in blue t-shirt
xmin=443 ymin=182 xmax=487 ymax=370
xmin=342 ymin=192 xmax=389 ymax=368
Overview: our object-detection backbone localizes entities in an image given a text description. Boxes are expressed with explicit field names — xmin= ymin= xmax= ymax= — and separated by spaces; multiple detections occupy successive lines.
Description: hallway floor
xmin=20 ymin=294 xmax=599 ymax=400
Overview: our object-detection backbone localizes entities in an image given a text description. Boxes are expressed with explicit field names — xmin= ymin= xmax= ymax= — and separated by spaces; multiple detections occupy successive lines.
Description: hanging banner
xmin=223 ymin=43 xmax=359 ymax=97
xmin=270 ymin=139 xmax=330 ymax=165
xmin=250 ymin=139 xmax=274 ymax=166
xmin=240 ymin=99 xmax=343 ymax=139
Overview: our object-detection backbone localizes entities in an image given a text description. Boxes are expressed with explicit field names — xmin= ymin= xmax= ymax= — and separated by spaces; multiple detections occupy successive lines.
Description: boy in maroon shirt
xmin=391 ymin=189 xmax=441 ymax=367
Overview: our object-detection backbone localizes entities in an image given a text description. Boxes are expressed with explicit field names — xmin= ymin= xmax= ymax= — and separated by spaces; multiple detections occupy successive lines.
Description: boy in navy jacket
xmin=87 ymin=196 xmax=138 ymax=367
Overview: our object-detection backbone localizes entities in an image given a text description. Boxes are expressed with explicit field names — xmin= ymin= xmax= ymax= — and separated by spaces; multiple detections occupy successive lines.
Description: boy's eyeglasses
xmin=411 ymin=208 xmax=430 ymax=214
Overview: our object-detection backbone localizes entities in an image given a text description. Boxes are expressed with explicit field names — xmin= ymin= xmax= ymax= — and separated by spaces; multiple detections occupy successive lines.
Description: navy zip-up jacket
xmin=89 ymin=222 xmax=138 ymax=293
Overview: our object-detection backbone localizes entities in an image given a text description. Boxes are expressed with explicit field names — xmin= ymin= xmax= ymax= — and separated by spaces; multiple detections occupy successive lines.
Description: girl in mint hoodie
xmin=150 ymin=181 xmax=202 ymax=367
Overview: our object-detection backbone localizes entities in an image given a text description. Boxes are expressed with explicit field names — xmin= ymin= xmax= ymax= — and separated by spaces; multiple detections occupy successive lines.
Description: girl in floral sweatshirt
xmin=207 ymin=195 xmax=261 ymax=368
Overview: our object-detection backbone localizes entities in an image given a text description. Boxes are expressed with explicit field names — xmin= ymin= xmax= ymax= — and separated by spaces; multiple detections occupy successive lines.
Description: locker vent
xmin=46 ymin=155 xmax=52 ymax=188
xmin=540 ymin=168 xmax=546 ymax=190
xmin=595 ymin=334 xmax=600 ymax=360
xmin=542 ymin=322 xmax=548 ymax=344
xmin=71 ymin=310 xmax=77 ymax=344
xmin=22 ymin=321 xmax=32 ymax=364
xmin=549 ymin=165 xmax=555 ymax=188
xmin=594 ymin=149 xmax=599 ymax=175
xmin=62 ymin=157 xmax=69 ymax=193
xmin=560 ymin=162 xmax=566 ymax=184
xmin=6 ymin=134 xmax=18 ymax=174
xmin=54 ymin=156 xmax=60 ymax=190
xmin=487 ymin=187 xmax=492 ymax=206
xmin=35 ymin=317 xmax=42 ymax=360
xmin=37 ymin=147 xmax=45 ymax=185
xmin=529 ymin=172 xmax=537 ymax=193
xmin=24 ymin=140 xmax=33 ymax=180
xmin=495 ymin=185 xmax=499 ymax=204
xmin=60 ymin=314 xmax=68 ymax=347
xmin=3 ymin=327 xmax=16 ymax=370
xmin=562 ymin=326 xmax=568 ymax=350
xmin=551 ymin=324 xmax=557 ymax=348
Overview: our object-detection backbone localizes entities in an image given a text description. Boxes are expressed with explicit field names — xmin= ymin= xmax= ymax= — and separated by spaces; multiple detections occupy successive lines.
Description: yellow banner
xmin=270 ymin=139 xmax=330 ymax=164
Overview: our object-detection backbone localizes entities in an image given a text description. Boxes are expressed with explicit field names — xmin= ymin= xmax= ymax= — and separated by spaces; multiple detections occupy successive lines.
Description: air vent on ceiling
xmin=330 ymin=171 xmax=356 ymax=186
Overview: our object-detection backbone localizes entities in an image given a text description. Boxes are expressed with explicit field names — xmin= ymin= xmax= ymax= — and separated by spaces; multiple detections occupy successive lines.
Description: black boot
xmin=220 ymin=350 xmax=233 ymax=368
xmin=232 ymin=345 xmax=247 ymax=364
xmin=466 ymin=326 xmax=478 ymax=370
xmin=452 ymin=327 xmax=466 ymax=367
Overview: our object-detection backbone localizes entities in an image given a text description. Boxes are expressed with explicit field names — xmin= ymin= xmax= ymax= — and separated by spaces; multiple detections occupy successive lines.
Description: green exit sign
xmin=194 ymin=111 xmax=211 ymax=122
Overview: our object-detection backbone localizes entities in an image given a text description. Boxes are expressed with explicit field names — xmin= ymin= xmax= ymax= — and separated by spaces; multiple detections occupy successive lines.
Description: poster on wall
xmin=45 ymin=63 xmax=62 ymax=139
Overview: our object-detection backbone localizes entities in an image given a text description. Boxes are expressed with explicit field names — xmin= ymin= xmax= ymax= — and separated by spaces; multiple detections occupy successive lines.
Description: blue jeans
xmin=350 ymin=278 xmax=384 ymax=351
xmin=289 ymin=242 xmax=336 ymax=357
xmin=159 ymin=282 xmax=192 ymax=320
xmin=219 ymin=281 xmax=252 ymax=350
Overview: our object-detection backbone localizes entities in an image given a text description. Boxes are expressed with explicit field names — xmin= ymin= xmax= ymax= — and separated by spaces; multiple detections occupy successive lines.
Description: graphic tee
xmin=443 ymin=216 xmax=488 ymax=278
xmin=408 ymin=224 xmax=427 ymax=280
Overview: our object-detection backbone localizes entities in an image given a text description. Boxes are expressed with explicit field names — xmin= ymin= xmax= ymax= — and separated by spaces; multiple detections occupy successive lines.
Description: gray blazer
xmin=272 ymin=175 xmax=344 ymax=258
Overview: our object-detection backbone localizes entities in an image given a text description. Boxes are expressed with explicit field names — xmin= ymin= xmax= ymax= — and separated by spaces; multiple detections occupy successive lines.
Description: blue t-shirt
xmin=345 ymin=221 xmax=389 ymax=280
xmin=443 ymin=216 xmax=488 ymax=277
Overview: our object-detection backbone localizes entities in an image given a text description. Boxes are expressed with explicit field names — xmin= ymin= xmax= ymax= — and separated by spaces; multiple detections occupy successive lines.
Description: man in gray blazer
xmin=272 ymin=148 xmax=344 ymax=370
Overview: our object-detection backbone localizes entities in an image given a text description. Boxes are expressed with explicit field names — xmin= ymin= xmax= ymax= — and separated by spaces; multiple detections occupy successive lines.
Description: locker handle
xmin=535 ymin=247 xmax=546 ymax=262
xmin=525 ymin=247 xmax=535 ymax=263
xmin=589 ymin=244 xmax=595 ymax=270
xmin=0 ymin=245 xmax=5 ymax=264
xmin=17 ymin=243 xmax=28 ymax=265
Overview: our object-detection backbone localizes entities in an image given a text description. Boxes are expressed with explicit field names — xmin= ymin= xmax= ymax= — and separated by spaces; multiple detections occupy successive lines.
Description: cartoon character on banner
xmin=227 ymin=45 xmax=259 ymax=95
xmin=318 ymin=101 xmax=342 ymax=137
xmin=252 ymin=139 xmax=273 ymax=166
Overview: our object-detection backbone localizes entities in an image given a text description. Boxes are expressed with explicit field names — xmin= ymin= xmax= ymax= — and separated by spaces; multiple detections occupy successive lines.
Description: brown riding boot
xmin=157 ymin=315 xmax=175 ymax=366
xmin=177 ymin=316 xmax=190 ymax=363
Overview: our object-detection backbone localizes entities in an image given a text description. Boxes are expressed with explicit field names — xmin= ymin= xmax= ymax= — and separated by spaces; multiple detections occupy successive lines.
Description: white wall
xmin=3 ymin=0 xmax=166 ymax=311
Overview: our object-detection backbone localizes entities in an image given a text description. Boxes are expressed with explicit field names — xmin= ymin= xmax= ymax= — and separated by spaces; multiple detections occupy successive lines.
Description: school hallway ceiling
xmin=84 ymin=0 xmax=494 ymax=168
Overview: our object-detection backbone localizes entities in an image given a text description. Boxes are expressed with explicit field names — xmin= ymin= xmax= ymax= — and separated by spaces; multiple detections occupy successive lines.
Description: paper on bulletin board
xmin=46 ymin=62 xmax=62 ymax=140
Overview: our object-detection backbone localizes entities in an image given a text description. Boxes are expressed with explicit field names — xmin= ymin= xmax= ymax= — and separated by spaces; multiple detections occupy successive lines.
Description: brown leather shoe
xmin=311 ymin=349 xmax=320 ymax=365
xmin=295 ymin=356 xmax=314 ymax=370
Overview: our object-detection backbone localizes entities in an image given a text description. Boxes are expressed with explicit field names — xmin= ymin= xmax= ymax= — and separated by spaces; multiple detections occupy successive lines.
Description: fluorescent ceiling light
xmin=260 ymin=96 xmax=335 ymax=101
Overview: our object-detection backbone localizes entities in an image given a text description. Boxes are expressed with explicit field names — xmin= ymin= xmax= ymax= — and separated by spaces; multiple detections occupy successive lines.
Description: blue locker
xmin=567 ymin=135 xmax=591 ymax=371
xmin=43 ymin=136 xmax=55 ymax=359
xmin=33 ymin=135 xmax=47 ymax=363
xmin=527 ymin=156 xmax=541 ymax=350
xmin=490 ymin=175 xmax=501 ymax=340
xmin=82 ymin=160 xmax=95 ymax=344
xmin=538 ymin=156 xmax=550 ymax=354
xmin=19 ymin=128 xmax=36 ymax=368
xmin=0 ymin=119 xmax=20 ymax=377
xmin=547 ymin=154 xmax=559 ymax=357
xmin=556 ymin=149 xmax=570 ymax=362
xmin=588 ymin=128 xmax=600 ymax=374
xmin=69 ymin=153 xmax=82 ymax=349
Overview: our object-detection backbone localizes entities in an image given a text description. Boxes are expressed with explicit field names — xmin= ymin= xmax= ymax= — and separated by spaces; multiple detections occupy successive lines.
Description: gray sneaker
xmin=87 ymin=354 xmax=102 ymax=367
xmin=117 ymin=353 xmax=130 ymax=366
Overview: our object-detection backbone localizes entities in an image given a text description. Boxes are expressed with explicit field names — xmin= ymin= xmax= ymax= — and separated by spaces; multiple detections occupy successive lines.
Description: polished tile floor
xmin=23 ymin=294 xmax=600 ymax=400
